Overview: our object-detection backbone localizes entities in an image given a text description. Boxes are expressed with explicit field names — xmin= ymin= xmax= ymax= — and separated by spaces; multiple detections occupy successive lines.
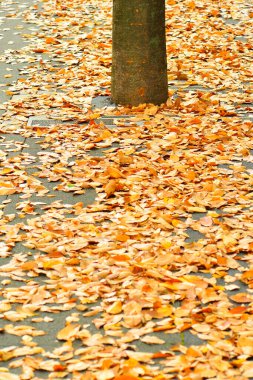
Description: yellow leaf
xmin=188 ymin=206 xmax=206 ymax=212
xmin=170 ymin=153 xmax=180 ymax=162
xmin=105 ymin=166 xmax=123 ymax=179
xmin=104 ymin=180 xmax=117 ymax=197
xmin=0 ymin=168 xmax=12 ymax=174
xmin=161 ymin=240 xmax=172 ymax=249
xmin=222 ymin=234 xmax=237 ymax=248
xmin=118 ymin=151 xmax=133 ymax=165
xmin=21 ymin=261 xmax=37 ymax=271
xmin=171 ymin=219 xmax=181 ymax=227
xmin=100 ymin=130 xmax=112 ymax=140
xmin=107 ymin=301 xmax=122 ymax=315
xmin=144 ymin=105 xmax=158 ymax=115
xmin=163 ymin=197 xmax=175 ymax=205
xmin=43 ymin=259 xmax=63 ymax=269
xmin=0 ymin=302 xmax=11 ymax=312
xmin=57 ymin=324 xmax=80 ymax=341
xmin=154 ymin=305 xmax=173 ymax=318
xmin=0 ymin=182 xmax=16 ymax=195
xmin=237 ymin=336 xmax=253 ymax=355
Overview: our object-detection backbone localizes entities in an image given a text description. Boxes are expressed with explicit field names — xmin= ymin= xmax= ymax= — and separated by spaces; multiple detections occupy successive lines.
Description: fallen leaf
xmin=140 ymin=335 xmax=165 ymax=344
xmin=230 ymin=293 xmax=253 ymax=303
xmin=107 ymin=301 xmax=122 ymax=315
xmin=57 ymin=324 xmax=80 ymax=341
xmin=104 ymin=180 xmax=117 ymax=197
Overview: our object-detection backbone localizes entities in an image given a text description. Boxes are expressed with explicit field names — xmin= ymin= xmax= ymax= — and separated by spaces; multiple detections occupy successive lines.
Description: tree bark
xmin=111 ymin=0 xmax=168 ymax=106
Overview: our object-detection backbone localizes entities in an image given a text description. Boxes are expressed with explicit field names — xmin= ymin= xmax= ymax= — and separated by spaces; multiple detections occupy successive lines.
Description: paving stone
xmin=1 ymin=0 xmax=253 ymax=375
xmin=91 ymin=95 xmax=116 ymax=110
xmin=185 ymin=228 xmax=206 ymax=243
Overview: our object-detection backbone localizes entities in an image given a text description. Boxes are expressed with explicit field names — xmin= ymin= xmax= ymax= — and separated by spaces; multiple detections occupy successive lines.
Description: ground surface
xmin=0 ymin=0 xmax=253 ymax=379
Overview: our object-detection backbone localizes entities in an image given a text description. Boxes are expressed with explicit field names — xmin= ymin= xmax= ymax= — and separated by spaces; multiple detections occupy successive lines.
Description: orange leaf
xmin=229 ymin=306 xmax=247 ymax=314
xmin=153 ymin=322 xmax=174 ymax=332
xmin=155 ymin=305 xmax=173 ymax=318
xmin=43 ymin=259 xmax=63 ymax=269
xmin=161 ymin=240 xmax=172 ymax=249
xmin=217 ymin=143 xmax=225 ymax=152
xmin=186 ymin=346 xmax=202 ymax=357
xmin=0 ymin=168 xmax=12 ymax=174
xmin=97 ymin=130 xmax=112 ymax=141
xmin=152 ymin=352 xmax=172 ymax=359
xmin=33 ymin=48 xmax=48 ymax=53
xmin=189 ymin=117 xmax=202 ymax=124
xmin=21 ymin=261 xmax=37 ymax=271
xmin=237 ymin=336 xmax=253 ymax=355
xmin=186 ymin=170 xmax=196 ymax=181
xmin=187 ymin=1 xmax=196 ymax=9
xmin=170 ymin=153 xmax=180 ymax=162
xmin=104 ymin=180 xmax=117 ymax=197
xmin=45 ymin=37 xmax=57 ymax=44
xmin=106 ymin=166 xmax=123 ymax=179
xmin=118 ymin=151 xmax=133 ymax=165
xmin=241 ymin=270 xmax=253 ymax=284
xmin=57 ymin=324 xmax=80 ymax=340
xmin=107 ymin=301 xmax=122 ymax=315
xmin=230 ymin=293 xmax=252 ymax=303
xmin=53 ymin=364 xmax=67 ymax=371
xmin=0 ymin=182 xmax=16 ymax=195
xmin=144 ymin=105 xmax=158 ymax=115
xmin=217 ymin=256 xmax=227 ymax=266
xmin=114 ymin=376 xmax=139 ymax=380
xmin=112 ymin=254 xmax=130 ymax=261
xmin=171 ymin=219 xmax=181 ymax=227
xmin=115 ymin=234 xmax=129 ymax=242
xmin=102 ymin=359 xmax=114 ymax=370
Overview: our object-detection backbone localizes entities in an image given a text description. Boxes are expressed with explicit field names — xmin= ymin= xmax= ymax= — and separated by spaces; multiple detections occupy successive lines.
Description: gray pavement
xmin=0 ymin=0 xmax=253 ymax=379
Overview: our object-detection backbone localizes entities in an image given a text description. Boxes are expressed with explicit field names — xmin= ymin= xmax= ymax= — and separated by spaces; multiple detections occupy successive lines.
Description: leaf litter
xmin=0 ymin=0 xmax=253 ymax=379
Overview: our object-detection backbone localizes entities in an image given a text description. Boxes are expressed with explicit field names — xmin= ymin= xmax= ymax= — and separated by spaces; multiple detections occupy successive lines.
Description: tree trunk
xmin=111 ymin=0 xmax=168 ymax=106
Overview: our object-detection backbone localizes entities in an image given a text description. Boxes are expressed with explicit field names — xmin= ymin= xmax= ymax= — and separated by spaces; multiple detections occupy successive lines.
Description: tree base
xmin=111 ymin=0 xmax=168 ymax=106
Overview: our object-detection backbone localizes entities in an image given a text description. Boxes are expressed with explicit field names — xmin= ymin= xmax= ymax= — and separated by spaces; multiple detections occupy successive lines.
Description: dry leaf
xmin=140 ymin=335 xmax=165 ymax=344
xmin=230 ymin=293 xmax=253 ymax=303
xmin=104 ymin=180 xmax=117 ymax=197
xmin=105 ymin=166 xmax=124 ymax=179
xmin=107 ymin=301 xmax=123 ymax=315
xmin=57 ymin=324 xmax=80 ymax=341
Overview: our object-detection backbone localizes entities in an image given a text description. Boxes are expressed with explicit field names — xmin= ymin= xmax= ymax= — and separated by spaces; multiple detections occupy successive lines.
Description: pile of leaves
xmin=0 ymin=0 xmax=253 ymax=379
